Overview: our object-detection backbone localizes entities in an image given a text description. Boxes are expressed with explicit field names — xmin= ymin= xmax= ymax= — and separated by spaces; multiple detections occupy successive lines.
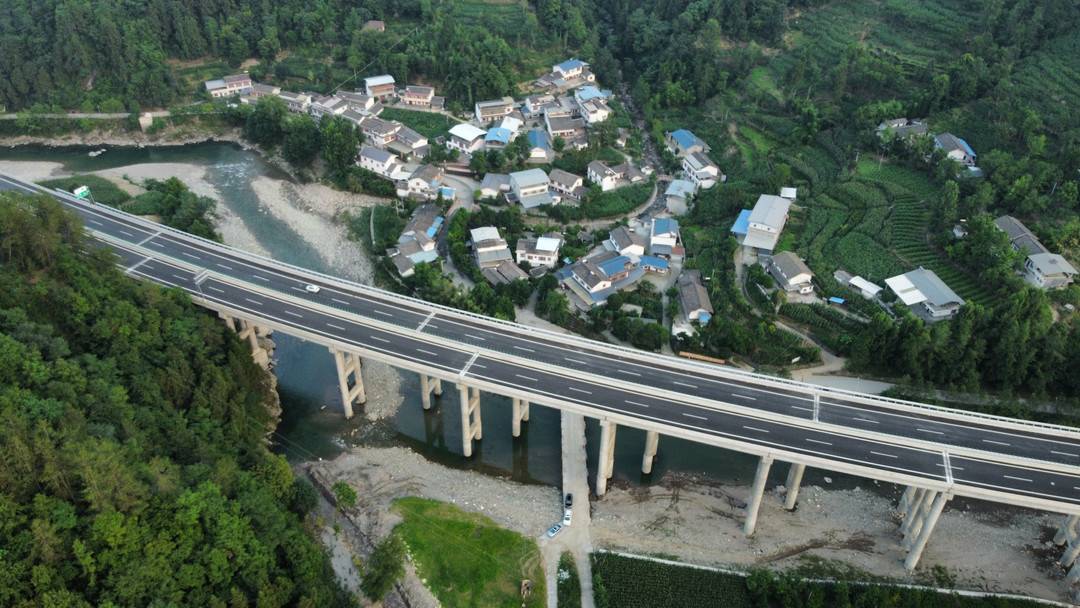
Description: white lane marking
xmin=138 ymin=232 xmax=161 ymax=245
xmin=374 ymin=309 xmax=394 ymax=317
xmin=171 ymin=274 xmax=188 ymax=281
xmin=283 ymin=310 xmax=303 ymax=319
xmin=458 ymin=352 xmax=480 ymax=376
xmin=565 ymin=357 xmax=588 ymax=365
xmin=465 ymin=333 xmax=487 ymax=341
xmin=332 ymin=298 xmax=351 ymax=305
xmin=87 ymin=219 xmax=103 ymax=226
xmin=791 ymin=405 xmax=814 ymax=412
xmin=150 ymin=241 xmax=166 ymax=248
xmin=326 ymin=322 xmax=347 ymax=331
xmin=1051 ymin=450 xmax=1080 ymax=458
xmin=683 ymin=412 xmax=707 ymax=421
xmin=416 ymin=312 xmax=435 ymax=332
xmin=472 ymin=363 xmax=487 ymax=369
xmin=625 ymin=400 xmax=651 ymax=408
xmin=743 ymin=425 xmax=769 ymax=433
xmin=617 ymin=369 xmax=641 ymax=377
xmin=370 ymin=335 xmax=390 ymax=344
xmin=935 ymin=462 xmax=966 ymax=471
xmin=870 ymin=451 xmax=898 ymax=459
xmin=216 ymin=263 xmax=233 ymax=270
xmin=515 ymin=374 xmax=538 ymax=382
xmin=415 ymin=348 xmax=439 ymax=357
xmin=568 ymin=386 xmax=592 ymax=395
xmin=252 ymin=274 xmax=270 ymax=282
xmin=244 ymin=297 xmax=264 ymax=306
xmin=673 ymin=380 xmax=698 ymax=389
xmin=126 ymin=257 xmax=151 ymax=273
xmin=854 ymin=417 xmax=879 ymax=425
xmin=118 ymin=229 xmax=135 ymax=237
xmin=182 ymin=252 xmax=200 ymax=260
xmin=917 ymin=428 xmax=944 ymax=435
xmin=732 ymin=394 xmax=756 ymax=401
xmin=1003 ymin=475 xmax=1033 ymax=483
xmin=290 ymin=286 xmax=306 ymax=293
xmin=514 ymin=345 xmax=535 ymax=353
xmin=983 ymin=439 xmax=1011 ymax=447
xmin=806 ymin=438 xmax=832 ymax=446
xmin=207 ymin=286 xmax=225 ymax=294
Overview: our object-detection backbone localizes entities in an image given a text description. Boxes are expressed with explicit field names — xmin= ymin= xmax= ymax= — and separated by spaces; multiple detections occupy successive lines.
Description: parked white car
xmin=546 ymin=523 xmax=563 ymax=538
xmin=562 ymin=509 xmax=573 ymax=526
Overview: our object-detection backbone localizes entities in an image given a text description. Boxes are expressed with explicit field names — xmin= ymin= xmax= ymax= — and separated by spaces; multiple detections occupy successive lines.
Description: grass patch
xmin=592 ymin=553 xmax=752 ymax=608
xmin=557 ymin=552 xmax=582 ymax=608
xmin=379 ymin=107 xmax=462 ymax=139
xmin=39 ymin=175 xmax=132 ymax=207
xmin=393 ymin=497 xmax=545 ymax=608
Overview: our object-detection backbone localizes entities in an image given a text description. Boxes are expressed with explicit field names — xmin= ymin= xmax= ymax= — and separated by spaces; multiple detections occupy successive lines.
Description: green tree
xmin=245 ymin=96 xmax=288 ymax=147
xmin=320 ymin=116 xmax=362 ymax=178
xmin=361 ymin=533 xmax=405 ymax=601
xmin=282 ymin=114 xmax=322 ymax=167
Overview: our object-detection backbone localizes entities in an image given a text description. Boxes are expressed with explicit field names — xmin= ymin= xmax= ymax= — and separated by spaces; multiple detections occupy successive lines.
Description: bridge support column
xmin=457 ymin=384 xmax=482 ymax=457
xmin=899 ymin=488 xmax=928 ymax=537
xmin=331 ymin=347 xmax=365 ymax=419
xmin=641 ymin=431 xmax=660 ymax=474
xmin=904 ymin=492 xmax=949 ymax=571
xmin=420 ymin=374 xmax=443 ymax=410
xmin=511 ymin=398 xmax=530 ymax=437
xmin=1055 ymin=515 xmax=1080 ymax=546
xmin=743 ymin=455 xmax=774 ymax=536
xmin=220 ymin=312 xmax=270 ymax=368
xmin=898 ymin=486 xmax=918 ymax=514
xmin=596 ymin=420 xmax=617 ymax=497
xmin=783 ymin=463 xmax=806 ymax=510
xmin=903 ymin=490 xmax=938 ymax=548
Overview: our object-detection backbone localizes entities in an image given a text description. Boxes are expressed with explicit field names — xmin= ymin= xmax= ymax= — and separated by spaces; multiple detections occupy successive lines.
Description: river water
xmin=0 ymin=142 xmax=863 ymax=492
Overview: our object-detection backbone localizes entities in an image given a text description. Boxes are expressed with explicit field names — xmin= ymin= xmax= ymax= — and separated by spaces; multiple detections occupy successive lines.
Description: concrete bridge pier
xmin=903 ymin=491 xmax=950 ymax=570
xmin=743 ymin=454 xmax=774 ymax=536
xmin=458 ymin=384 xmax=482 ymax=457
xmin=595 ymin=420 xmax=618 ymax=496
xmin=219 ymin=312 xmax=271 ymax=368
xmin=898 ymin=488 xmax=928 ymax=536
xmin=783 ymin=463 xmax=806 ymax=510
xmin=511 ymin=398 xmax=530 ymax=437
xmin=420 ymin=374 xmax=443 ymax=410
xmin=330 ymin=347 xmax=365 ymax=418
xmin=1055 ymin=515 xmax=1080 ymax=546
xmin=1056 ymin=516 xmax=1080 ymax=569
xmin=641 ymin=430 xmax=660 ymax=474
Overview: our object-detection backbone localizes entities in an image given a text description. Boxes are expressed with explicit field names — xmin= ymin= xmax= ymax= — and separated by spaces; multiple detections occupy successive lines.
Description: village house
xmin=523 ymin=94 xmax=558 ymax=117
xmin=664 ymin=179 xmax=696 ymax=216
xmin=447 ymin=123 xmax=487 ymax=153
xmin=475 ymin=97 xmax=516 ymax=123
xmin=401 ymin=164 xmax=445 ymax=200
xmin=994 ymin=215 xmax=1078 ymax=289
xmin=390 ymin=126 xmax=428 ymax=159
xmin=485 ymin=126 xmax=513 ymax=149
xmin=885 ymin=267 xmax=965 ymax=322
xmin=526 ymin=129 xmax=554 ymax=163
xmin=768 ymin=251 xmax=814 ymax=294
xmin=587 ymin=160 xmax=646 ymax=192
xmin=877 ymin=118 xmax=928 ymax=140
xmin=245 ymin=83 xmax=280 ymax=101
xmin=387 ymin=204 xmax=443 ymax=277
xmin=277 ymin=91 xmax=312 ymax=113
xmin=205 ymin=73 xmax=253 ymax=98
xmin=607 ymin=225 xmax=647 ymax=258
xmin=649 ymin=217 xmax=682 ymax=259
xmin=357 ymin=146 xmax=401 ymax=177
xmin=401 ymin=85 xmax=435 ymax=107
xmin=471 ymin=226 xmax=514 ymax=268
xmin=479 ymin=174 xmax=510 ymax=200
xmin=579 ymin=98 xmax=612 ymax=124
xmin=835 ymin=270 xmax=883 ymax=299
xmin=516 ymin=234 xmax=563 ymax=268
xmin=934 ymin=133 xmax=977 ymax=167
xmin=537 ymin=58 xmax=596 ymax=91
xmin=339 ymin=91 xmax=381 ymax=115
xmin=682 ymin=151 xmax=723 ymax=189
xmin=674 ymin=270 xmax=713 ymax=335
xmin=310 ymin=95 xmax=348 ymax=120
xmin=666 ymin=129 xmax=708 ymax=157
xmin=509 ymin=168 xmax=556 ymax=209
xmin=563 ymin=250 xmax=643 ymax=308
xmin=360 ymin=116 xmax=401 ymax=146
xmin=548 ymin=169 xmax=585 ymax=200
xmin=544 ymin=114 xmax=587 ymax=147
xmin=364 ymin=75 xmax=396 ymax=99
xmin=731 ymin=193 xmax=792 ymax=256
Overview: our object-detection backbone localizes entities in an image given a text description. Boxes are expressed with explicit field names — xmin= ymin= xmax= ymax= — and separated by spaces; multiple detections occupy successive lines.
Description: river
xmin=0 ymin=142 xmax=863 ymax=492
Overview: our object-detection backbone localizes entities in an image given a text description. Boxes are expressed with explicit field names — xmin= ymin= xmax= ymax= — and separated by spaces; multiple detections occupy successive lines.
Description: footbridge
xmin=6 ymin=172 xmax=1080 ymax=573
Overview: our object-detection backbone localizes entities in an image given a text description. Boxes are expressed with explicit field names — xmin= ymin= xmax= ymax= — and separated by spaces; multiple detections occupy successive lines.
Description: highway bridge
xmin=5 ymin=172 xmax=1080 ymax=573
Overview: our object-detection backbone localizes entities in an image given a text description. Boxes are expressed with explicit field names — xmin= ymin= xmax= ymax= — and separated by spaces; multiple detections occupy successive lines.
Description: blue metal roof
xmin=639 ymin=255 xmax=669 ymax=271
xmin=957 ymin=137 xmax=976 ymax=157
xmin=575 ymin=85 xmax=610 ymax=101
xmin=598 ymin=255 xmax=631 ymax=277
xmin=485 ymin=127 xmax=512 ymax=144
xmin=698 ymin=311 xmax=712 ymax=323
xmin=730 ymin=209 xmax=752 ymax=236
xmin=527 ymin=129 xmax=550 ymax=150
xmin=653 ymin=217 xmax=679 ymax=235
xmin=828 ymin=296 xmax=846 ymax=305
xmin=426 ymin=216 xmax=444 ymax=238
xmin=556 ymin=58 xmax=585 ymax=72
xmin=671 ymin=129 xmax=697 ymax=150
xmin=438 ymin=186 xmax=456 ymax=200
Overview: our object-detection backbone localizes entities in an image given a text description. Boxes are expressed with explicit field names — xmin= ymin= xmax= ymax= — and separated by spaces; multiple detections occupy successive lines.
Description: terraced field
xmin=797 ymin=160 xmax=998 ymax=306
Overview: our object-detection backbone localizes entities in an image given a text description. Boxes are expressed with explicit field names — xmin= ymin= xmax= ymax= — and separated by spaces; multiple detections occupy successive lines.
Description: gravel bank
xmin=591 ymin=474 xmax=1067 ymax=603
xmin=0 ymin=160 xmax=67 ymax=181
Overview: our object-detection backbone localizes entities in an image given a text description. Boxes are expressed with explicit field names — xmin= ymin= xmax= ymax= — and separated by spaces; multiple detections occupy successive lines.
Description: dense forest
xmin=0 ymin=193 xmax=349 ymax=607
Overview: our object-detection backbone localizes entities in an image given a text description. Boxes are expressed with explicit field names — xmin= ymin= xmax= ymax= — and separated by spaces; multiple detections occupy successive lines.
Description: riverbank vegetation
xmin=0 ymin=193 xmax=349 ymax=607
xmin=392 ymin=497 xmax=546 ymax=608
xmin=591 ymin=553 xmax=1044 ymax=608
